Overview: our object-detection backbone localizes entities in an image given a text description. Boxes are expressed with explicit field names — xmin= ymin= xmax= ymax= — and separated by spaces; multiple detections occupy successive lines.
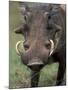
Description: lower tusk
xmin=49 ymin=39 xmax=54 ymax=56
xmin=16 ymin=41 xmax=22 ymax=56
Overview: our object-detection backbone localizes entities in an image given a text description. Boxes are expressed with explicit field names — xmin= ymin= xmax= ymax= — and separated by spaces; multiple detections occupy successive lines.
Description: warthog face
xmin=15 ymin=3 xmax=64 ymax=71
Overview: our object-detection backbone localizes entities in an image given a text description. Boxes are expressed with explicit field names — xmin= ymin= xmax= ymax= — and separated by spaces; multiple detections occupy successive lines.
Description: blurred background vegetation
xmin=9 ymin=1 xmax=59 ymax=89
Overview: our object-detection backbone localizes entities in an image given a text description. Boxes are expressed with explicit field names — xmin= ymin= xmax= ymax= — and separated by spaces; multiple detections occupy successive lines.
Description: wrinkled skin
xmin=15 ymin=3 xmax=66 ymax=87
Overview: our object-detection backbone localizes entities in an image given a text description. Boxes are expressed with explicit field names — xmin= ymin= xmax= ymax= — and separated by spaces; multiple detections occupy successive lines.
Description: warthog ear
xmin=14 ymin=23 xmax=29 ymax=34
xmin=19 ymin=2 xmax=31 ymax=21
xmin=19 ymin=2 xmax=30 ymax=14
xmin=19 ymin=2 xmax=31 ymax=22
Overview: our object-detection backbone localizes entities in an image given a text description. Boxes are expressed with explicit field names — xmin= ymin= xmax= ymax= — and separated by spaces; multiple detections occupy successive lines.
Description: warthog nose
xmin=27 ymin=61 xmax=44 ymax=71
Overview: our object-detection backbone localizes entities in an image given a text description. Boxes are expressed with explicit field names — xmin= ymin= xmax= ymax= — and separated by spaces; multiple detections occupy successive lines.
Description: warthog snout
xmin=16 ymin=39 xmax=54 ymax=71
xmin=27 ymin=58 xmax=44 ymax=71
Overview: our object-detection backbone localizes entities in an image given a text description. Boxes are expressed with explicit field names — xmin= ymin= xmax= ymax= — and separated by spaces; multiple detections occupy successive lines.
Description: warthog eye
xmin=47 ymin=26 xmax=53 ymax=30
xmin=47 ymin=22 xmax=53 ymax=30
xmin=24 ymin=15 xmax=28 ymax=20
xmin=24 ymin=12 xmax=31 ymax=21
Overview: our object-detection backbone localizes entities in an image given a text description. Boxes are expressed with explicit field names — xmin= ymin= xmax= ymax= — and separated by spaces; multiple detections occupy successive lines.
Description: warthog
xmin=15 ymin=2 xmax=66 ymax=87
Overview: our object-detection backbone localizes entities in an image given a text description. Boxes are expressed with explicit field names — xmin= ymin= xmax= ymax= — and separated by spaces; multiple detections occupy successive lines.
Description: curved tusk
xmin=16 ymin=41 xmax=22 ymax=56
xmin=49 ymin=39 xmax=55 ymax=56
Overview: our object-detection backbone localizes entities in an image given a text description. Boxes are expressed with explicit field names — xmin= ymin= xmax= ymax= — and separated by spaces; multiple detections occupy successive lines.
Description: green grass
xmin=9 ymin=1 xmax=59 ymax=89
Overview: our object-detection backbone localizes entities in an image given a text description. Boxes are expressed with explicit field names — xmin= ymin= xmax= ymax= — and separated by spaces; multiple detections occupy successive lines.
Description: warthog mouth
xmin=27 ymin=58 xmax=44 ymax=71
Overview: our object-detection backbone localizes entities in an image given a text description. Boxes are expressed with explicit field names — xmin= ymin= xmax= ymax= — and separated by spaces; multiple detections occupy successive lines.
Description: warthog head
xmin=15 ymin=3 xmax=65 ymax=71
